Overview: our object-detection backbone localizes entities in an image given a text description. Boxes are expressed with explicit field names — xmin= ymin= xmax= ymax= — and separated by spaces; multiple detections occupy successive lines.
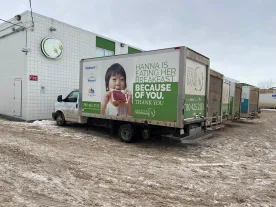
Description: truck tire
xmin=56 ymin=112 xmax=66 ymax=126
xmin=118 ymin=124 xmax=134 ymax=143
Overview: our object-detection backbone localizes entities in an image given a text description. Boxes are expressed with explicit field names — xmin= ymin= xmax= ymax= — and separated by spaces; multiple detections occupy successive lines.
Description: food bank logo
xmin=135 ymin=108 xmax=156 ymax=118
xmin=194 ymin=67 xmax=204 ymax=91
xmin=187 ymin=66 xmax=204 ymax=92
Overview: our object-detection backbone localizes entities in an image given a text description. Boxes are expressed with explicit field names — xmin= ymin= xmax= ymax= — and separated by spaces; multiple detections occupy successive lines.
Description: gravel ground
xmin=0 ymin=111 xmax=275 ymax=207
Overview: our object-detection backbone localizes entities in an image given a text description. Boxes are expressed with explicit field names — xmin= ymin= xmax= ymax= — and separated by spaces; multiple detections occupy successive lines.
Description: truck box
xmin=228 ymin=82 xmax=242 ymax=120
xmin=240 ymin=83 xmax=260 ymax=118
xmin=222 ymin=78 xmax=231 ymax=119
xmin=207 ymin=69 xmax=223 ymax=126
xmin=78 ymin=46 xmax=211 ymax=142
xmin=259 ymin=89 xmax=276 ymax=109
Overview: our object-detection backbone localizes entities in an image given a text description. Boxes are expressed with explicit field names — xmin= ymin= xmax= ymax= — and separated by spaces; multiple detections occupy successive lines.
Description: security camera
xmin=49 ymin=27 xmax=56 ymax=32
xmin=120 ymin=43 xmax=125 ymax=47
xmin=15 ymin=15 xmax=21 ymax=21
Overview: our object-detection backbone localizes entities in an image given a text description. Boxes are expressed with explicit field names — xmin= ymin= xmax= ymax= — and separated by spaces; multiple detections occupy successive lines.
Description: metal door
xmin=14 ymin=79 xmax=22 ymax=117
xmin=234 ymin=85 xmax=242 ymax=117
xmin=249 ymin=88 xmax=258 ymax=112
xmin=208 ymin=75 xmax=222 ymax=117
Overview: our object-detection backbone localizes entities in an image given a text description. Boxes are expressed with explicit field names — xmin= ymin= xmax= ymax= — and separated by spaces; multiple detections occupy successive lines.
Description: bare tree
xmin=257 ymin=79 xmax=276 ymax=89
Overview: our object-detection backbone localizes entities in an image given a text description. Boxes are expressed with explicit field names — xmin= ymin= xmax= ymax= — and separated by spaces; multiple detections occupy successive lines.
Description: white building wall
xmin=26 ymin=12 xmax=96 ymax=120
xmin=115 ymin=42 xmax=128 ymax=55
xmin=0 ymin=15 xmax=28 ymax=120
xmin=0 ymin=10 xmax=143 ymax=121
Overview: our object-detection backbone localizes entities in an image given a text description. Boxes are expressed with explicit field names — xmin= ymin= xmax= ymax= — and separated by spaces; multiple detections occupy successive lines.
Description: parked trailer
xmin=240 ymin=83 xmax=260 ymax=118
xmin=228 ymin=82 xmax=242 ymax=120
xmin=259 ymin=89 xmax=276 ymax=109
xmin=206 ymin=69 xmax=223 ymax=126
xmin=222 ymin=78 xmax=231 ymax=119
xmin=52 ymin=46 xmax=212 ymax=143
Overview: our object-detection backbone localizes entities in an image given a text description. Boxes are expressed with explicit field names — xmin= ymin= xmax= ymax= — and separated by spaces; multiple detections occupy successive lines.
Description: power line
xmin=0 ymin=18 xmax=28 ymax=49
xmin=0 ymin=18 xmax=26 ymax=29
xmin=29 ymin=0 xmax=34 ymax=27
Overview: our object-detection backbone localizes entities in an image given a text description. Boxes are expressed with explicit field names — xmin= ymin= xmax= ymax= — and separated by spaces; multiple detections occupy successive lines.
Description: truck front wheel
xmin=56 ymin=112 xmax=66 ymax=126
xmin=118 ymin=124 xmax=134 ymax=143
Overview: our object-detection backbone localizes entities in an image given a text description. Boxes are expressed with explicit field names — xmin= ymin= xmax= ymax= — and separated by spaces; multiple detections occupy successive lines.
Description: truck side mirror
xmin=57 ymin=95 xmax=62 ymax=102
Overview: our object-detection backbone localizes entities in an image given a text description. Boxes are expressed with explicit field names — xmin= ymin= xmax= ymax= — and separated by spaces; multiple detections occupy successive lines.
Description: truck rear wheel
xmin=56 ymin=112 xmax=66 ymax=126
xmin=118 ymin=124 xmax=134 ymax=143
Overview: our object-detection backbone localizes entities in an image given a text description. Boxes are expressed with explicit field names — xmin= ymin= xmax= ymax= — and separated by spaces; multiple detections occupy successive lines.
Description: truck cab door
xmin=63 ymin=90 xmax=79 ymax=121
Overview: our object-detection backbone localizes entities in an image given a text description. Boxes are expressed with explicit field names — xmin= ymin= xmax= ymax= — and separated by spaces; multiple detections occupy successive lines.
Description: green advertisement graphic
xmin=184 ymin=94 xmax=206 ymax=119
xmin=133 ymin=82 xmax=178 ymax=121
xmin=82 ymin=101 xmax=101 ymax=114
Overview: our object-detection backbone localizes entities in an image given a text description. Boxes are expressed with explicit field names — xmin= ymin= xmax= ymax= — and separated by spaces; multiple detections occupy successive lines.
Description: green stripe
xmin=96 ymin=36 xmax=115 ymax=52
xmin=128 ymin=47 xmax=142 ymax=54
xmin=82 ymin=101 xmax=101 ymax=114
xmin=42 ymin=38 xmax=50 ymax=57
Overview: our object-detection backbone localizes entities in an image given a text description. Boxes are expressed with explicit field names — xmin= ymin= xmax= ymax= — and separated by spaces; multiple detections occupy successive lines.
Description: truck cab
xmin=52 ymin=89 xmax=85 ymax=125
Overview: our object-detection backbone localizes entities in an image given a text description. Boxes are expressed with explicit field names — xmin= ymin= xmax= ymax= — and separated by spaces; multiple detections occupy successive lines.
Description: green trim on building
xmin=96 ymin=36 xmax=115 ymax=52
xmin=128 ymin=47 xmax=142 ymax=54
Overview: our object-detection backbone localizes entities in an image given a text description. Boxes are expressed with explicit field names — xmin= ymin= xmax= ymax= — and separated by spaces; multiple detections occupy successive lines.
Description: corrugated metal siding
xmin=208 ymin=75 xmax=222 ymax=117
xmin=249 ymin=89 xmax=259 ymax=112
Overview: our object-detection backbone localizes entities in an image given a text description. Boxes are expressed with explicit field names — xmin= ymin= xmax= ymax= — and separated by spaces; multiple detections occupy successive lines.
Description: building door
xmin=14 ymin=79 xmax=22 ymax=117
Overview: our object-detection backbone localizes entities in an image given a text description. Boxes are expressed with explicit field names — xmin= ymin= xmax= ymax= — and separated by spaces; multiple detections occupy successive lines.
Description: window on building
xmin=96 ymin=47 xmax=114 ymax=57
xmin=96 ymin=36 xmax=115 ymax=57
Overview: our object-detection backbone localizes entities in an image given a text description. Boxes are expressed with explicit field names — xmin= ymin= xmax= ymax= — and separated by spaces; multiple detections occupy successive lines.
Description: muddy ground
xmin=0 ymin=111 xmax=275 ymax=207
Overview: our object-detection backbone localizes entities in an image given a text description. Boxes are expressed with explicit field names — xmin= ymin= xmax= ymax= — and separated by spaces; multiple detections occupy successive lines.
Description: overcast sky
xmin=1 ymin=0 xmax=275 ymax=86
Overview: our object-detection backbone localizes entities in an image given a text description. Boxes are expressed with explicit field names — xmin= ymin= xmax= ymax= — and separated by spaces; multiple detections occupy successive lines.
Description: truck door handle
xmin=76 ymin=104 xmax=78 ymax=108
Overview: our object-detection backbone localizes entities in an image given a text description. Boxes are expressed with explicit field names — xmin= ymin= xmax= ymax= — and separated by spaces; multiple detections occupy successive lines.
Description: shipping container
xmin=222 ymin=78 xmax=231 ymax=119
xmin=53 ymin=46 xmax=212 ymax=143
xmin=259 ymin=89 xmax=276 ymax=109
xmin=240 ymin=83 xmax=260 ymax=118
xmin=207 ymin=69 xmax=223 ymax=126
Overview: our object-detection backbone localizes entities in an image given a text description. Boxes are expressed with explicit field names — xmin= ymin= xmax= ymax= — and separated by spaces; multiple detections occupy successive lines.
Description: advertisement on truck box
xmin=184 ymin=59 xmax=207 ymax=118
xmin=82 ymin=51 xmax=179 ymax=122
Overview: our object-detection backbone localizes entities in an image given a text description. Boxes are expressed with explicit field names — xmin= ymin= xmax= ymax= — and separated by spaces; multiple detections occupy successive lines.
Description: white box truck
xmin=228 ymin=82 xmax=242 ymax=120
xmin=222 ymin=78 xmax=231 ymax=119
xmin=240 ymin=83 xmax=260 ymax=118
xmin=207 ymin=69 xmax=223 ymax=126
xmin=259 ymin=89 xmax=276 ymax=109
xmin=52 ymin=46 xmax=212 ymax=143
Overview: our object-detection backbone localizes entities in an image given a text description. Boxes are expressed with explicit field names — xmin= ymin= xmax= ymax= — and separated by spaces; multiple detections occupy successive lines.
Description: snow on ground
xmin=261 ymin=109 xmax=276 ymax=111
xmin=0 ymin=111 xmax=276 ymax=206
